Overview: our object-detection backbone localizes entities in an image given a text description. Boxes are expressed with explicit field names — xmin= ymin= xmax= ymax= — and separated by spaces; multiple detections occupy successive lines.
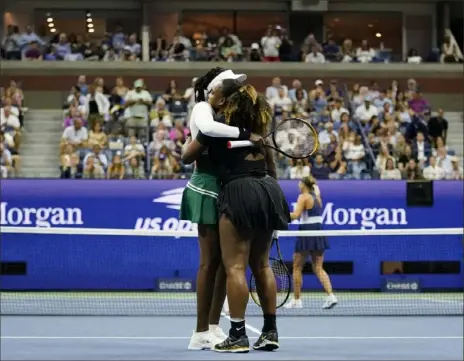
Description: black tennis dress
xmin=196 ymin=131 xmax=290 ymax=231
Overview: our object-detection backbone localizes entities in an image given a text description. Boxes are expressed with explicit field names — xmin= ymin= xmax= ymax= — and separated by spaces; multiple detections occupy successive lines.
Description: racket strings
xmin=272 ymin=118 xmax=318 ymax=158
xmin=270 ymin=259 xmax=291 ymax=294
xmin=250 ymin=258 xmax=291 ymax=308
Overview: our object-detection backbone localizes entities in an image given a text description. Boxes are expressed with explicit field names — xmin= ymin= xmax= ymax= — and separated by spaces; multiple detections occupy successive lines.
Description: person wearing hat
xmin=180 ymin=67 xmax=257 ymax=351
xmin=446 ymin=156 xmax=463 ymax=180
xmin=249 ymin=43 xmax=262 ymax=62
xmin=355 ymin=95 xmax=379 ymax=125
xmin=124 ymin=79 xmax=153 ymax=137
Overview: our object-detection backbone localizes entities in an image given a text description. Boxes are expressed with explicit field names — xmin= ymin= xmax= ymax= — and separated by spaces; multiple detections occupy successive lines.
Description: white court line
xmin=1 ymin=336 xmax=462 ymax=340
xmin=221 ymin=312 xmax=261 ymax=336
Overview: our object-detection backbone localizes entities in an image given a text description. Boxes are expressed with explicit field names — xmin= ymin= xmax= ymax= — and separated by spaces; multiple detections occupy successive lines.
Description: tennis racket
xmin=249 ymin=232 xmax=291 ymax=309
xmin=227 ymin=117 xmax=319 ymax=159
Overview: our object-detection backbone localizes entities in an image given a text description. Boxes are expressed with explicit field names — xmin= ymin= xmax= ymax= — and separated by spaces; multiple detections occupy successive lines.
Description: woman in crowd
xmin=107 ymin=153 xmax=125 ymax=180
xmin=380 ymin=158 xmax=402 ymax=180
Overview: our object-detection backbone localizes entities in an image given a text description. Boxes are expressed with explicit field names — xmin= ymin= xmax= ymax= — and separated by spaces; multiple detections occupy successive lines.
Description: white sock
xmin=209 ymin=325 xmax=220 ymax=330
xmin=230 ymin=318 xmax=244 ymax=322
xmin=195 ymin=330 xmax=209 ymax=335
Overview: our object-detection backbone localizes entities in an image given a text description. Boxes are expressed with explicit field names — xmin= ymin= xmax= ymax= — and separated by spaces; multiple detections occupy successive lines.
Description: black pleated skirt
xmin=218 ymin=175 xmax=290 ymax=230
xmin=295 ymin=223 xmax=330 ymax=253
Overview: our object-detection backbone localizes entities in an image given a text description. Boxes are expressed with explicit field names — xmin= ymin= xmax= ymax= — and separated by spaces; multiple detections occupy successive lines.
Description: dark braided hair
xmin=194 ymin=67 xmax=226 ymax=102
xmin=221 ymin=79 xmax=272 ymax=136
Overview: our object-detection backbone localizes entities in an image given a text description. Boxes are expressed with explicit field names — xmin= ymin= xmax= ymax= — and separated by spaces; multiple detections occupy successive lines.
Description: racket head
xmin=249 ymin=257 xmax=291 ymax=309
xmin=270 ymin=117 xmax=319 ymax=159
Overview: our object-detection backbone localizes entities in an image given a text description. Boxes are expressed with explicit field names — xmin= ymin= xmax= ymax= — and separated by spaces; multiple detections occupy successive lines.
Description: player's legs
xmin=213 ymin=214 xmax=251 ymax=353
xmin=293 ymin=252 xmax=307 ymax=300
xmin=310 ymin=251 xmax=337 ymax=309
xmin=249 ymin=231 xmax=279 ymax=351
xmin=218 ymin=215 xmax=251 ymax=320
xmin=249 ymin=231 xmax=275 ymax=316
xmin=309 ymin=251 xmax=331 ymax=294
xmin=182 ymin=173 xmax=227 ymax=349
xmin=195 ymin=225 xmax=221 ymax=332
xmin=189 ymin=224 xmax=225 ymax=350
xmin=208 ymin=264 xmax=226 ymax=324
xmin=285 ymin=251 xmax=307 ymax=308
xmin=208 ymin=263 xmax=228 ymax=340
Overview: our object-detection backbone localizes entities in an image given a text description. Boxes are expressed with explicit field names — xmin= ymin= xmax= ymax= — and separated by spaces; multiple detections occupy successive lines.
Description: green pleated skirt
xmin=179 ymin=170 xmax=220 ymax=225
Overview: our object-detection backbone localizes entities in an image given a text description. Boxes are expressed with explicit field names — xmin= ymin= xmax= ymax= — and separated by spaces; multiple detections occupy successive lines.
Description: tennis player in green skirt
xmin=180 ymin=67 xmax=254 ymax=350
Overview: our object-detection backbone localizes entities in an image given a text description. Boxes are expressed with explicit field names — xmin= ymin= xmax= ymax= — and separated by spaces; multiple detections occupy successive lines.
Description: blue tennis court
xmin=2 ymin=180 xmax=463 ymax=359
xmin=2 ymin=315 xmax=463 ymax=360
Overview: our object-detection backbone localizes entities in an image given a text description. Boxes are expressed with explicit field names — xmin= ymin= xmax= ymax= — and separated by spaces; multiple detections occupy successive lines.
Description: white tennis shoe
xmin=284 ymin=298 xmax=303 ymax=309
xmin=209 ymin=325 xmax=228 ymax=345
xmin=188 ymin=330 xmax=213 ymax=350
xmin=188 ymin=326 xmax=228 ymax=350
xmin=322 ymin=294 xmax=338 ymax=309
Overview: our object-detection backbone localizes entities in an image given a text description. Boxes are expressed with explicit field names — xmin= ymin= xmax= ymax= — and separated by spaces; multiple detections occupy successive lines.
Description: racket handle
xmin=227 ymin=140 xmax=253 ymax=149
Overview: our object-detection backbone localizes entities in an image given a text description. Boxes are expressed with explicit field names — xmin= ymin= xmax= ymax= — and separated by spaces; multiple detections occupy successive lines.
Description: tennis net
xmin=1 ymin=226 xmax=463 ymax=316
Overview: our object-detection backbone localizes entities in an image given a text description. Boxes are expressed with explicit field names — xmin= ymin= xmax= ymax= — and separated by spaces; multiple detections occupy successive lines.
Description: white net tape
xmin=2 ymin=226 xmax=463 ymax=237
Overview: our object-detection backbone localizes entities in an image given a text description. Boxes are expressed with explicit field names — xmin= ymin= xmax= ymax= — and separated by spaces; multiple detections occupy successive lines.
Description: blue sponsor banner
xmin=156 ymin=279 xmax=195 ymax=292
xmin=381 ymin=278 xmax=422 ymax=293
xmin=1 ymin=180 xmax=463 ymax=230
xmin=1 ymin=180 xmax=463 ymax=290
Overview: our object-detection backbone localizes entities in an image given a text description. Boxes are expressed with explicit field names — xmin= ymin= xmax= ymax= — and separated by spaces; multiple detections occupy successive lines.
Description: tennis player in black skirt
xmin=285 ymin=176 xmax=337 ymax=309
xmin=182 ymin=79 xmax=290 ymax=353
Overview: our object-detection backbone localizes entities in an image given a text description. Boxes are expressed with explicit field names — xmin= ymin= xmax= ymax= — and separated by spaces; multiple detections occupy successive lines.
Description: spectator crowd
xmin=0 ymin=81 xmax=24 ymax=178
xmin=1 ymin=24 xmax=462 ymax=180
xmin=264 ymin=77 xmax=462 ymax=181
xmin=2 ymin=24 xmax=463 ymax=64
xmin=52 ymin=75 xmax=463 ymax=181
xmin=59 ymin=76 xmax=191 ymax=179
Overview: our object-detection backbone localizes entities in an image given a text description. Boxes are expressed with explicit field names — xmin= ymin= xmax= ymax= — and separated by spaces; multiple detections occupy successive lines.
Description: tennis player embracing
xmin=179 ymin=67 xmax=254 ymax=350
